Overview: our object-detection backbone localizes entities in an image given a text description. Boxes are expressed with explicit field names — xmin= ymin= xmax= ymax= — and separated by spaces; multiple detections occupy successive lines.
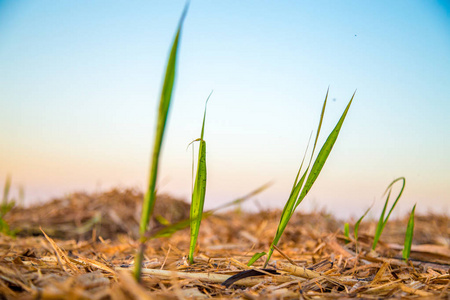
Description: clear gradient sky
xmin=1 ymin=1 xmax=449 ymax=218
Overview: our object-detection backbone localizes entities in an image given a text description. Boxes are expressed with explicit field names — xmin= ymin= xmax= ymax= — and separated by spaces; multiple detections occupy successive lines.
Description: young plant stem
xmin=134 ymin=6 xmax=187 ymax=282
xmin=354 ymin=204 xmax=372 ymax=249
xmin=188 ymin=93 xmax=211 ymax=264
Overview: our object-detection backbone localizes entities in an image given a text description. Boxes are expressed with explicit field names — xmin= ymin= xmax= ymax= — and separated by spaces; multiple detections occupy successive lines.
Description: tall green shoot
xmin=188 ymin=94 xmax=211 ymax=264
xmin=402 ymin=204 xmax=416 ymax=261
xmin=264 ymin=89 xmax=355 ymax=267
xmin=134 ymin=6 xmax=188 ymax=282
xmin=372 ymin=177 xmax=406 ymax=250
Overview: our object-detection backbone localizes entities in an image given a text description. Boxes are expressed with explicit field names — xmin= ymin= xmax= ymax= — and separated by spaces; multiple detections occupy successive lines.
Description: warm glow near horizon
xmin=1 ymin=1 xmax=449 ymax=218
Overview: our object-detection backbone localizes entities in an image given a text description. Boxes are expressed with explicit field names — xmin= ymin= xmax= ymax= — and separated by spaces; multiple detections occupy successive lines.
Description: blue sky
xmin=1 ymin=1 xmax=449 ymax=218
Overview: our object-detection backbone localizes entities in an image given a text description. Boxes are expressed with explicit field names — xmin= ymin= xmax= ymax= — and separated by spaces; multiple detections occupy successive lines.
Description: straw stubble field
xmin=1 ymin=189 xmax=449 ymax=299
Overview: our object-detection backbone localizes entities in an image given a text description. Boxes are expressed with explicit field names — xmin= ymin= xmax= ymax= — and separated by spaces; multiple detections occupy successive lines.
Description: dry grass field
xmin=1 ymin=189 xmax=448 ymax=299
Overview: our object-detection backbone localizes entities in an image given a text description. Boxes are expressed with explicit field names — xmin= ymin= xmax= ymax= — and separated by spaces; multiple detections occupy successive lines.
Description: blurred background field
xmin=5 ymin=188 xmax=449 ymax=248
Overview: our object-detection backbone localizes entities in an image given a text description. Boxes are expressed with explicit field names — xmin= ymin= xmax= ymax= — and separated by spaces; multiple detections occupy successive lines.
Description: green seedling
xmin=155 ymin=215 xmax=171 ymax=226
xmin=344 ymin=204 xmax=371 ymax=246
xmin=372 ymin=177 xmax=406 ymax=250
xmin=247 ymin=252 xmax=266 ymax=267
xmin=342 ymin=205 xmax=373 ymax=253
xmin=134 ymin=5 xmax=188 ymax=282
xmin=2 ymin=175 xmax=11 ymax=207
xmin=402 ymin=203 xmax=416 ymax=261
xmin=264 ymin=89 xmax=355 ymax=267
xmin=343 ymin=223 xmax=350 ymax=244
xmin=188 ymin=94 xmax=211 ymax=264
xmin=354 ymin=204 xmax=372 ymax=243
xmin=1 ymin=175 xmax=17 ymax=236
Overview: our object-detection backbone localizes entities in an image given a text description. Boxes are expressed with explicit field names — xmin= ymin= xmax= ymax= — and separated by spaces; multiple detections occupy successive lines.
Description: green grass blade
xmin=210 ymin=182 xmax=272 ymax=212
xmin=294 ymin=91 xmax=355 ymax=210
xmin=134 ymin=5 xmax=188 ymax=282
xmin=382 ymin=177 xmax=406 ymax=227
xmin=188 ymin=99 xmax=209 ymax=264
xmin=354 ymin=204 xmax=372 ymax=242
xmin=264 ymin=143 xmax=310 ymax=267
xmin=372 ymin=177 xmax=406 ymax=250
xmin=264 ymin=90 xmax=355 ymax=268
xmin=289 ymin=132 xmax=312 ymax=194
xmin=264 ymin=91 xmax=331 ymax=267
xmin=189 ymin=139 xmax=207 ymax=263
xmin=139 ymin=6 xmax=187 ymax=236
xmin=200 ymin=91 xmax=212 ymax=140
xmin=155 ymin=215 xmax=171 ymax=226
xmin=2 ymin=174 xmax=11 ymax=207
xmin=0 ymin=174 xmax=16 ymax=236
xmin=309 ymin=88 xmax=329 ymax=164
xmin=247 ymin=252 xmax=266 ymax=267
xmin=344 ymin=223 xmax=350 ymax=244
xmin=287 ymin=89 xmax=328 ymax=203
xmin=373 ymin=191 xmax=389 ymax=249
xmin=402 ymin=204 xmax=416 ymax=261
